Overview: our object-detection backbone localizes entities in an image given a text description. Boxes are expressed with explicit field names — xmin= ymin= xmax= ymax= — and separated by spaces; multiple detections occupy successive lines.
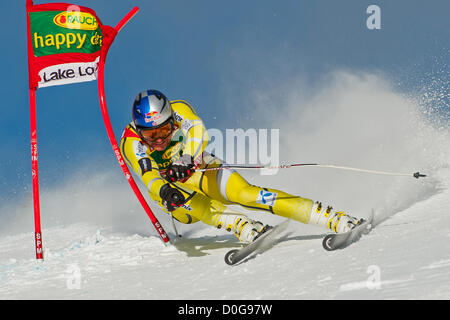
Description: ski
xmin=322 ymin=212 xmax=374 ymax=251
xmin=224 ymin=220 xmax=290 ymax=266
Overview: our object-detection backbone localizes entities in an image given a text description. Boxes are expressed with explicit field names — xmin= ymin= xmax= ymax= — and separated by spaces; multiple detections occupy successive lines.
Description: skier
xmin=120 ymin=90 xmax=363 ymax=243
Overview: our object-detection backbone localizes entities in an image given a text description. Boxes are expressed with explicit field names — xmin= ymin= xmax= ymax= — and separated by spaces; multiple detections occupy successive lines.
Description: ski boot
xmin=252 ymin=224 xmax=274 ymax=242
xmin=308 ymin=201 xmax=362 ymax=233
xmin=216 ymin=214 xmax=269 ymax=243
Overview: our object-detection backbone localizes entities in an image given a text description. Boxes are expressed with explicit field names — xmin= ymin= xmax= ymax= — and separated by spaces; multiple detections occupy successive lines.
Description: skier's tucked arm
xmin=183 ymin=118 xmax=208 ymax=165
xmin=172 ymin=101 xmax=209 ymax=166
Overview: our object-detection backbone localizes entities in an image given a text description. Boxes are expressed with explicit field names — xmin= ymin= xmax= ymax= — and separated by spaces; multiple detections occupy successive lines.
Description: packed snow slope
xmin=1 ymin=71 xmax=449 ymax=299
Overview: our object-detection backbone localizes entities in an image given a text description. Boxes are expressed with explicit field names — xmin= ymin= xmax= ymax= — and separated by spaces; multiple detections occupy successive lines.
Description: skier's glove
xmin=159 ymin=183 xmax=186 ymax=212
xmin=165 ymin=154 xmax=195 ymax=182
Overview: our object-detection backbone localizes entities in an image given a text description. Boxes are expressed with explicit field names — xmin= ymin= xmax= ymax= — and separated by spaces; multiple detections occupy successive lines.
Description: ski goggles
xmin=138 ymin=121 xmax=174 ymax=143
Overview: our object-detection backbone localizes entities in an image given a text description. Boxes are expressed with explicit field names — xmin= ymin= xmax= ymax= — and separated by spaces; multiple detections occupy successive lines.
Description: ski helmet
xmin=132 ymin=90 xmax=173 ymax=129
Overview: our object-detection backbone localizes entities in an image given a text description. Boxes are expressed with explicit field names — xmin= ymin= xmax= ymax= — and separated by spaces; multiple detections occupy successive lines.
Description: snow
xmin=1 ymin=72 xmax=449 ymax=300
xmin=1 ymin=179 xmax=449 ymax=300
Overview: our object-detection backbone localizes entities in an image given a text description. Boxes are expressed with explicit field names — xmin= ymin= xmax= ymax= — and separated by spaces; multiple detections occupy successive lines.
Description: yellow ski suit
xmin=120 ymin=100 xmax=356 ymax=241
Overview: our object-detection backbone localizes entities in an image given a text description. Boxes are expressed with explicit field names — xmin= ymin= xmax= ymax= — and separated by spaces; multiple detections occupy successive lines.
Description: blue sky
xmin=0 ymin=0 xmax=449 ymax=206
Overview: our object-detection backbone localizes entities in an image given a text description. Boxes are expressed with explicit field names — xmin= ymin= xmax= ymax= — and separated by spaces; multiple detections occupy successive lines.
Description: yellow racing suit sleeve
xmin=119 ymin=124 xmax=166 ymax=200
xmin=171 ymin=100 xmax=209 ymax=165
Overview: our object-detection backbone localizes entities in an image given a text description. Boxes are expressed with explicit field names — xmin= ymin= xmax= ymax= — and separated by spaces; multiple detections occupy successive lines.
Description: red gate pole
xmin=96 ymin=7 xmax=171 ymax=245
xmin=29 ymin=88 xmax=44 ymax=260
xmin=26 ymin=0 xmax=43 ymax=260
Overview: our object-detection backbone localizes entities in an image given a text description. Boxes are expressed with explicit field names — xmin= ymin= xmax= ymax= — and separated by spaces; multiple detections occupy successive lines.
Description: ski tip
xmin=322 ymin=234 xmax=336 ymax=251
xmin=224 ymin=249 xmax=239 ymax=266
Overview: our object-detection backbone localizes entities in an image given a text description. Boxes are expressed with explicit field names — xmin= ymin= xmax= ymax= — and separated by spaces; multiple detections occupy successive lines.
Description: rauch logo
xmin=53 ymin=11 xmax=98 ymax=30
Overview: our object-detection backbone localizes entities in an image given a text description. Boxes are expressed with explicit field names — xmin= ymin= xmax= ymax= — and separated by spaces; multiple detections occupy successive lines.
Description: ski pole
xmin=190 ymin=163 xmax=427 ymax=179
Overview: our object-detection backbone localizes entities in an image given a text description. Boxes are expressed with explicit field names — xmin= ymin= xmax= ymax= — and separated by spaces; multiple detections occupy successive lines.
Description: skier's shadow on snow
xmin=172 ymin=234 xmax=243 ymax=257
xmin=237 ymin=232 xmax=327 ymax=264
xmin=173 ymin=230 xmax=326 ymax=258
